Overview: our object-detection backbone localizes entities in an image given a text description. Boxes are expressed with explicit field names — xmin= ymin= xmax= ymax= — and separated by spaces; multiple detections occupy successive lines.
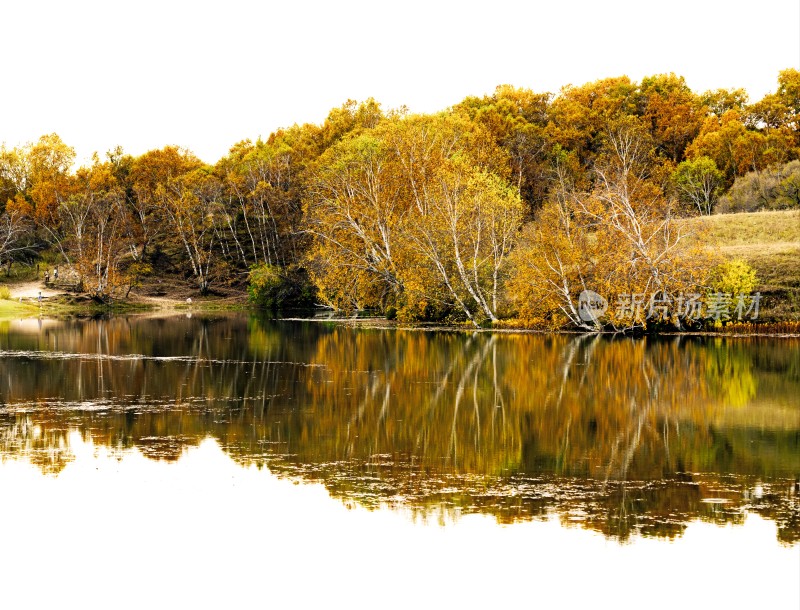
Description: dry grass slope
xmin=687 ymin=210 xmax=800 ymax=321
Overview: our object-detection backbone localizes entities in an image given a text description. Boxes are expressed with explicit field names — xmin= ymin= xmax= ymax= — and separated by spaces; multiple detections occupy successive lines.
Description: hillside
xmin=690 ymin=210 xmax=800 ymax=321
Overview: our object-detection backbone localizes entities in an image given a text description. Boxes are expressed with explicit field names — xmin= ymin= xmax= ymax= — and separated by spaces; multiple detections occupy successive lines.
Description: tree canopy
xmin=1 ymin=71 xmax=796 ymax=327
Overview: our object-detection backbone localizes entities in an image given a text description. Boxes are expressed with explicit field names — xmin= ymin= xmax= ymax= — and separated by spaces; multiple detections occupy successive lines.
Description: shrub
xmin=248 ymin=264 xmax=316 ymax=310
xmin=717 ymin=160 xmax=800 ymax=213
xmin=710 ymin=259 xmax=758 ymax=296
xmin=706 ymin=259 xmax=759 ymax=324
xmin=0 ymin=286 xmax=10 ymax=300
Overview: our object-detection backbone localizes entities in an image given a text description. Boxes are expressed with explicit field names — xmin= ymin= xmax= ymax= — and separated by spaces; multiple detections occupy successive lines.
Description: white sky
xmin=2 ymin=0 xmax=799 ymax=164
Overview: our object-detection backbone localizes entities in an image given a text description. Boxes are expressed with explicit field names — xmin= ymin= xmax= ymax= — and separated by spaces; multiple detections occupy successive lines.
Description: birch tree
xmin=0 ymin=197 xmax=36 ymax=273
xmin=305 ymin=113 xmax=523 ymax=323
xmin=161 ymin=167 xmax=222 ymax=295
xmin=305 ymin=132 xmax=405 ymax=310
xmin=509 ymin=120 xmax=714 ymax=331
xmin=671 ymin=156 xmax=724 ymax=215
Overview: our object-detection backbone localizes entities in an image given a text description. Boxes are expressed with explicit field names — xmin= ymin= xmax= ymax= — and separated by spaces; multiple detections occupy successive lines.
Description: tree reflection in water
xmin=0 ymin=314 xmax=797 ymax=543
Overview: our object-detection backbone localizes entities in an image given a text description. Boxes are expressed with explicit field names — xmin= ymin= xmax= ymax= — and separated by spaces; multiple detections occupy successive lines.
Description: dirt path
xmin=132 ymin=294 xmax=193 ymax=308
xmin=6 ymin=281 xmax=189 ymax=306
xmin=7 ymin=281 xmax=67 ymax=299
xmin=4 ymin=276 xmax=247 ymax=309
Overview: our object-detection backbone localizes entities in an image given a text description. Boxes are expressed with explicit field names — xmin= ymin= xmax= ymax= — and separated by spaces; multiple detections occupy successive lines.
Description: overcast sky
xmin=2 ymin=0 xmax=798 ymax=164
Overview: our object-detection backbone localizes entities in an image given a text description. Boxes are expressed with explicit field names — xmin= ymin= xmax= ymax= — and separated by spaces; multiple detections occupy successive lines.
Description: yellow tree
xmin=506 ymin=154 xmax=595 ymax=328
xmin=748 ymin=69 xmax=800 ymax=143
xmin=639 ymin=73 xmax=705 ymax=163
xmin=0 ymin=134 xmax=76 ymax=245
xmin=160 ymin=166 xmax=223 ymax=295
xmin=26 ymin=133 xmax=76 ymax=227
xmin=218 ymin=141 xmax=281 ymax=268
xmin=0 ymin=145 xmax=31 ymax=199
xmin=547 ymin=76 xmax=640 ymax=167
xmin=304 ymin=112 xmax=524 ymax=323
xmin=509 ymin=120 xmax=713 ymax=331
xmin=304 ymin=130 xmax=405 ymax=310
xmin=383 ymin=113 xmax=523 ymax=323
xmin=686 ymin=110 xmax=794 ymax=183
xmin=218 ymin=130 xmax=312 ymax=269
xmin=402 ymin=158 xmax=523 ymax=324
xmin=129 ymin=146 xmax=203 ymax=261
xmin=0 ymin=195 xmax=35 ymax=273
xmin=701 ymin=88 xmax=749 ymax=117
xmin=454 ymin=85 xmax=552 ymax=209
xmin=58 ymin=157 xmax=130 ymax=298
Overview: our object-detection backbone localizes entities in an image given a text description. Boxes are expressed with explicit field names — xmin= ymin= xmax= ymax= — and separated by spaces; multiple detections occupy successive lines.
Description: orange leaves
xmin=5 ymin=192 xmax=32 ymax=218
xmin=54 ymin=156 xmax=132 ymax=299
xmin=687 ymin=110 xmax=795 ymax=183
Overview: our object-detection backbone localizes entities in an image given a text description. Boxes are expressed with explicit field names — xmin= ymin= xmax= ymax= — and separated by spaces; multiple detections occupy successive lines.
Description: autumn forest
xmin=1 ymin=69 xmax=799 ymax=330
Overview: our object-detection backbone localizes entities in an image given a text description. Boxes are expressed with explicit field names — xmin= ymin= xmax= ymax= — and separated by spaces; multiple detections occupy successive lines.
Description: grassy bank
xmin=0 ymin=298 xmax=40 ymax=319
xmin=690 ymin=210 xmax=800 ymax=322
xmin=0 ymin=293 xmax=244 ymax=321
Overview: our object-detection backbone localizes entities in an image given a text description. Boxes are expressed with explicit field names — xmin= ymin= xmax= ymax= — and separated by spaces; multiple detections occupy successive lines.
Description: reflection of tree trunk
xmin=491 ymin=343 xmax=506 ymax=434
xmin=472 ymin=365 xmax=480 ymax=452
xmin=425 ymin=334 xmax=478 ymax=417
xmin=604 ymin=438 xmax=621 ymax=487
xmin=185 ymin=323 xmax=210 ymax=404
xmin=555 ymin=334 xmax=592 ymax=410
xmin=352 ymin=372 xmax=385 ymax=426
xmin=377 ymin=383 xmax=391 ymax=424
xmin=577 ymin=334 xmax=601 ymax=388
xmin=96 ymin=319 xmax=106 ymax=397
xmin=619 ymin=408 xmax=645 ymax=480
xmin=450 ymin=373 xmax=463 ymax=466
xmin=557 ymin=416 xmax=571 ymax=475
xmin=604 ymin=401 xmax=647 ymax=484
xmin=449 ymin=336 xmax=494 ymax=464
xmin=415 ymin=335 xmax=476 ymax=454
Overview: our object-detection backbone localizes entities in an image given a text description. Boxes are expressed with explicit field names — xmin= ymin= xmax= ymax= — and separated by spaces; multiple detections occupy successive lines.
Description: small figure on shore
xmin=38 ymin=291 xmax=42 ymax=304
xmin=44 ymin=270 xmax=50 ymax=285
xmin=53 ymin=267 xmax=59 ymax=282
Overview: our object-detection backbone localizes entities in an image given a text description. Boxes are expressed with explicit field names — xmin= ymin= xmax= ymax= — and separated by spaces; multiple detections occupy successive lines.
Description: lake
xmin=0 ymin=313 xmax=798 ymax=608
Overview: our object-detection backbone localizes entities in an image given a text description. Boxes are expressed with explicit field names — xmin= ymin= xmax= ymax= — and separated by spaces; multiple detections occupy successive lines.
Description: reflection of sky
xmin=0 ymin=435 xmax=797 ymax=610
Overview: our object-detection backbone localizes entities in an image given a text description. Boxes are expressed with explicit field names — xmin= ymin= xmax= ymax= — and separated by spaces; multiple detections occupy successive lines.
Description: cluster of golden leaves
xmin=1 ymin=69 xmax=797 ymax=318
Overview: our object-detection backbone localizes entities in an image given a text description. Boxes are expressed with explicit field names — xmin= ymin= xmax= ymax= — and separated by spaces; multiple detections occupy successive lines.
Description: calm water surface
xmin=0 ymin=314 xmax=797 ymax=608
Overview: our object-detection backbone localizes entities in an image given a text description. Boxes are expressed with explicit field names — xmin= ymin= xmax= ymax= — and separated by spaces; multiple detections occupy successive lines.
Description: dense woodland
xmin=1 ymin=69 xmax=799 ymax=328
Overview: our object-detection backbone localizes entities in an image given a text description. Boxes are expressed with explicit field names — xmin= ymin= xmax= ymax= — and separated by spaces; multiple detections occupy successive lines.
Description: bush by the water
xmin=248 ymin=264 xmax=316 ymax=310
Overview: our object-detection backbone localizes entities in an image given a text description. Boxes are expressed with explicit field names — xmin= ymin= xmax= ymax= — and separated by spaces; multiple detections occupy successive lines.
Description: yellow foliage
xmin=710 ymin=259 xmax=758 ymax=296
xmin=304 ymin=113 xmax=524 ymax=324
xmin=507 ymin=122 xmax=718 ymax=331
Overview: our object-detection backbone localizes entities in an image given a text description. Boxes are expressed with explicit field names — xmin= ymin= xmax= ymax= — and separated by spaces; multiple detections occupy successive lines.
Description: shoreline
xmin=1 ymin=282 xmax=798 ymax=338
xmin=281 ymin=316 xmax=800 ymax=338
xmin=3 ymin=304 xmax=799 ymax=339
